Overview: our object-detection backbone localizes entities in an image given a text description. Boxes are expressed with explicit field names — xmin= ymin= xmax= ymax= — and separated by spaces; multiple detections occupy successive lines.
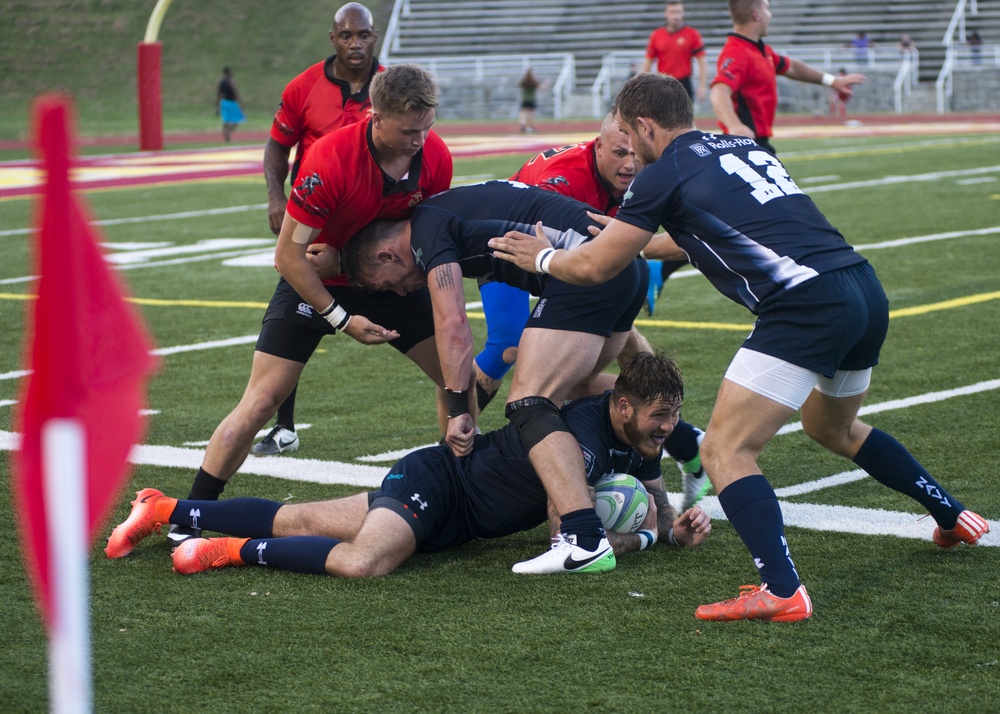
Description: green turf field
xmin=1 ymin=130 xmax=999 ymax=712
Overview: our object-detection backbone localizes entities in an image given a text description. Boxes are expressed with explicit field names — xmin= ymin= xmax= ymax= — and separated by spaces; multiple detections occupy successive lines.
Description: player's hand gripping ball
xmin=594 ymin=473 xmax=649 ymax=534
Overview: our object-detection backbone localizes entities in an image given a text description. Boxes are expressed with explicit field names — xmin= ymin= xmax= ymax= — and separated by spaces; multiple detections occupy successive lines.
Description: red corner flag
xmin=13 ymin=95 xmax=158 ymax=628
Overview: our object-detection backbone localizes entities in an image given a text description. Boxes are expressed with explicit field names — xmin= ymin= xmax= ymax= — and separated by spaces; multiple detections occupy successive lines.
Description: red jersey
xmin=644 ymin=25 xmax=705 ymax=80
xmin=510 ymin=140 xmax=621 ymax=216
xmin=288 ymin=118 xmax=453 ymax=287
xmin=269 ymin=56 xmax=383 ymax=165
xmin=711 ymin=33 xmax=790 ymax=140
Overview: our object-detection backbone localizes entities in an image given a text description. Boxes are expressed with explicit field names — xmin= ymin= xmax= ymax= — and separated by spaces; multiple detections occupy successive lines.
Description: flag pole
xmin=43 ymin=419 xmax=92 ymax=714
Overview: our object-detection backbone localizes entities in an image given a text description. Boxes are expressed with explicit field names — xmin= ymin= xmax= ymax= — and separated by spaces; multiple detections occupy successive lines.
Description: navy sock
xmin=664 ymin=419 xmax=701 ymax=464
xmin=559 ymin=508 xmax=606 ymax=551
xmin=239 ymin=536 xmax=339 ymax=575
xmin=718 ymin=475 xmax=800 ymax=598
xmin=275 ymin=384 xmax=297 ymax=431
xmin=170 ymin=498 xmax=282 ymax=538
xmin=853 ymin=428 xmax=964 ymax=529
xmin=187 ymin=468 xmax=227 ymax=501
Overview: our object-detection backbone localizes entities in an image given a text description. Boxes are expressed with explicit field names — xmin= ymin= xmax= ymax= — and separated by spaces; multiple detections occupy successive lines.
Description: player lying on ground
xmin=106 ymin=352 xmax=711 ymax=577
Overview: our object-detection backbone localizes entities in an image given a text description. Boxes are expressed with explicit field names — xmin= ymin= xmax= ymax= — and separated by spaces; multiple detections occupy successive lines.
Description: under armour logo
xmin=411 ymin=493 xmax=428 ymax=511
xmin=189 ymin=508 xmax=201 ymax=530
xmin=256 ymin=541 xmax=268 ymax=565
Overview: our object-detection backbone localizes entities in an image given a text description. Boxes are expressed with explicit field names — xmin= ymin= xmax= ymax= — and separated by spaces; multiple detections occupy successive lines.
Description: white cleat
xmin=512 ymin=534 xmax=616 ymax=574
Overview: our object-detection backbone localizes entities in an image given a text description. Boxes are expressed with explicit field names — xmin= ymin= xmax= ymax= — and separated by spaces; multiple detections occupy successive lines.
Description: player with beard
xmin=107 ymin=353 xmax=711 ymax=578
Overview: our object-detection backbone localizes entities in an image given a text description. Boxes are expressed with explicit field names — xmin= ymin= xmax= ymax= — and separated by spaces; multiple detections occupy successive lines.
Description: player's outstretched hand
xmin=445 ymin=413 xmax=476 ymax=457
xmin=306 ymin=242 xmax=342 ymax=280
xmin=833 ymin=72 xmax=866 ymax=100
xmin=489 ymin=221 xmax=553 ymax=272
xmin=342 ymin=315 xmax=400 ymax=345
xmin=671 ymin=505 xmax=711 ymax=547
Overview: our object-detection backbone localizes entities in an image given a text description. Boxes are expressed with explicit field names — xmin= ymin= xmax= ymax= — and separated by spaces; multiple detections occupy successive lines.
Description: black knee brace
xmin=505 ymin=396 xmax=571 ymax=451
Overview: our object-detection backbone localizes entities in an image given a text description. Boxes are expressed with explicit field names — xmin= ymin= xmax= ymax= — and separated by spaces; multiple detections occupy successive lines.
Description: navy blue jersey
xmin=373 ymin=391 xmax=662 ymax=549
xmin=616 ymin=131 xmax=867 ymax=313
xmin=459 ymin=391 xmax=661 ymax=540
xmin=409 ymin=180 xmax=598 ymax=295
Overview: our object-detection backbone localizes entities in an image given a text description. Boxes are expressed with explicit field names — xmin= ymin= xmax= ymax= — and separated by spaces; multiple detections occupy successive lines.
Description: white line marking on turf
xmin=151 ymin=335 xmax=258 ymax=356
xmin=0 ymin=399 xmax=16 ymax=408
xmin=183 ymin=423 xmax=313 ymax=447
xmin=694 ymin=495 xmax=998 ymax=546
xmin=777 ymin=377 xmax=1000 ymax=435
xmin=357 ymin=443 xmax=439 ymax=462
xmin=0 ymin=369 xmax=31 ymax=382
xmin=0 ymin=204 xmax=268 ymax=237
xmin=0 ymin=429 xmax=995 ymax=545
xmin=809 ymin=164 xmax=1000 ymax=193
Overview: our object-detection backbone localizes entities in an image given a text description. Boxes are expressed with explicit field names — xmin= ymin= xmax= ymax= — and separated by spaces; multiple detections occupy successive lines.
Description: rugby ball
xmin=594 ymin=473 xmax=649 ymax=534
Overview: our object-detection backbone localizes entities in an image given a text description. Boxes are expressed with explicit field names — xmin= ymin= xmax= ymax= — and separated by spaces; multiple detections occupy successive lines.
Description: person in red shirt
xmin=170 ymin=64 xmax=454 ymax=545
xmin=257 ymin=2 xmax=381 ymax=457
xmin=640 ymin=2 xmax=707 ymax=102
xmin=710 ymin=0 xmax=864 ymax=155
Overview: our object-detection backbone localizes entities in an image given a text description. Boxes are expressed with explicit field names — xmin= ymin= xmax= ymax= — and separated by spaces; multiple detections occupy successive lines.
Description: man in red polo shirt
xmin=640 ymin=1 xmax=707 ymax=102
xmin=711 ymin=0 xmax=863 ymax=155
xmin=256 ymin=2 xmax=381 ymax=456
xmin=171 ymin=64 xmax=454 ymax=543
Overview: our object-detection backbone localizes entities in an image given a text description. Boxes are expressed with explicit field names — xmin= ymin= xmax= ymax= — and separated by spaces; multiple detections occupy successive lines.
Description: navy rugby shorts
xmin=743 ymin=261 xmax=889 ymax=378
xmin=367 ymin=446 xmax=471 ymax=553
xmin=525 ymin=258 xmax=647 ymax=336
xmin=256 ymin=277 xmax=436 ymax=362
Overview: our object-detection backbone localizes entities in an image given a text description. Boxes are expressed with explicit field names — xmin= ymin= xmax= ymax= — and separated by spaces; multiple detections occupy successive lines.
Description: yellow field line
xmin=3 ymin=290 xmax=999 ymax=328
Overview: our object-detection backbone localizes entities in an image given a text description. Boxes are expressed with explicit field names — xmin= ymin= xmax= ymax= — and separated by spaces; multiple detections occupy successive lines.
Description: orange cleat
xmin=695 ymin=583 xmax=813 ymax=622
xmin=933 ymin=510 xmax=990 ymax=548
xmin=172 ymin=537 xmax=248 ymax=575
xmin=105 ymin=488 xmax=177 ymax=559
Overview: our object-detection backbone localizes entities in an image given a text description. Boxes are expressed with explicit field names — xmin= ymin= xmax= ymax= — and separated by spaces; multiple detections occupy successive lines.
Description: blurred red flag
xmin=13 ymin=95 xmax=158 ymax=625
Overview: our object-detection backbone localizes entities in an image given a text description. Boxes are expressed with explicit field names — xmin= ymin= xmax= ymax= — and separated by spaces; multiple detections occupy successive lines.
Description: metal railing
xmin=591 ymin=47 xmax=919 ymax=118
xmin=383 ymin=53 xmax=577 ymax=118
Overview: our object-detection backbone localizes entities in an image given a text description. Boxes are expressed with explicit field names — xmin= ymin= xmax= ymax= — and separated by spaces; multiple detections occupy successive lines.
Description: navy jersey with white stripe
xmin=460 ymin=391 xmax=661 ymax=539
xmin=615 ymin=131 xmax=867 ymax=313
xmin=409 ymin=180 xmax=598 ymax=295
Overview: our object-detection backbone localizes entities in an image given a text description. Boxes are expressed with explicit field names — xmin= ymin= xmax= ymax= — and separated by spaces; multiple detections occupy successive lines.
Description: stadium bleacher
xmin=382 ymin=0 xmax=1000 ymax=117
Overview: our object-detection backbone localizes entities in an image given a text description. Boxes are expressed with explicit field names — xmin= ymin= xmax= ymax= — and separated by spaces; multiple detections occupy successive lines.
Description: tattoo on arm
xmin=434 ymin=266 xmax=457 ymax=292
xmin=648 ymin=487 xmax=676 ymax=533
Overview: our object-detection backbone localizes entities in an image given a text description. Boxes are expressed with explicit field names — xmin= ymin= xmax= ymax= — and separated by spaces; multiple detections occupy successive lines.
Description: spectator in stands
xmin=849 ymin=31 xmax=875 ymax=64
xmin=968 ymin=29 xmax=983 ymax=64
xmin=710 ymin=0 xmax=864 ymax=155
xmin=640 ymin=1 xmax=708 ymax=102
xmin=519 ymin=68 xmax=541 ymax=133
xmin=216 ymin=66 xmax=245 ymax=143
xmin=897 ymin=33 xmax=916 ymax=56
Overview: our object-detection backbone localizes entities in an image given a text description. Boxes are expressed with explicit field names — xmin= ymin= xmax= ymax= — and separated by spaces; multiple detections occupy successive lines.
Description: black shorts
xmin=744 ymin=262 xmax=888 ymax=377
xmin=526 ymin=258 xmax=647 ymax=336
xmin=367 ymin=447 xmax=472 ymax=553
xmin=255 ymin=277 xmax=436 ymax=362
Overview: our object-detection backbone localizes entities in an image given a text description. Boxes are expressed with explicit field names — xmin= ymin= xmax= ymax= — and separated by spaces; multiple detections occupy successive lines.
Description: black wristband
xmin=446 ymin=389 xmax=469 ymax=419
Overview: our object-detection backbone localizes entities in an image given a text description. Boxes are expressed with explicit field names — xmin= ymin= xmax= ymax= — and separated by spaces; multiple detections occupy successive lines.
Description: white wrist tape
xmin=534 ymin=248 xmax=556 ymax=275
xmin=821 ymin=72 xmax=836 ymax=87
xmin=322 ymin=302 xmax=351 ymax=331
xmin=636 ymin=529 xmax=657 ymax=551
xmin=666 ymin=527 xmax=679 ymax=546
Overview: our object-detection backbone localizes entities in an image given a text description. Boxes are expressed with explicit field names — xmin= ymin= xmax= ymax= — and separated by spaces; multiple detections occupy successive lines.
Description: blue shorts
xmin=743 ymin=261 xmax=888 ymax=378
xmin=527 ymin=259 xmax=647 ymax=336
xmin=367 ymin=447 xmax=471 ymax=553
xmin=219 ymin=99 xmax=244 ymax=124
